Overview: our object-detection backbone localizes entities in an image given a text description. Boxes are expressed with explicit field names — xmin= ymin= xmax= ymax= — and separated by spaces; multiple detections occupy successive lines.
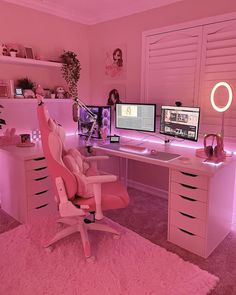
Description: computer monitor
xmin=78 ymin=106 xmax=111 ymax=139
xmin=160 ymin=105 xmax=200 ymax=141
xmin=115 ymin=103 xmax=156 ymax=132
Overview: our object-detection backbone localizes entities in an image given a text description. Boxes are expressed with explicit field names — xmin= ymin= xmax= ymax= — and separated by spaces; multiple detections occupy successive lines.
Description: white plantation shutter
xmin=142 ymin=27 xmax=202 ymax=112
xmin=199 ymin=20 xmax=236 ymax=140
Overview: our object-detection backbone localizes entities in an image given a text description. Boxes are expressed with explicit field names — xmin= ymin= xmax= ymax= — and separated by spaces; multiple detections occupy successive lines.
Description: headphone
xmin=204 ymin=133 xmax=224 ymax=159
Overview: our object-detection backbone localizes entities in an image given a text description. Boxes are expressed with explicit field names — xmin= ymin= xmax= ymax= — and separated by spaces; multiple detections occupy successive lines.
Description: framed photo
xmin=0 ymin=79 xmax=14 ymax=98
xmin=25 ymin=47 xmax=35 ymax=59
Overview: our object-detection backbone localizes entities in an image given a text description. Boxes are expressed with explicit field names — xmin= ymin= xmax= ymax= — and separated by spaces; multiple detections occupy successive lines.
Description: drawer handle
xmin=35 ymin=203 xmax=48 ymax=209
xmin=179 ymin=228 xmax=195 ymax=236
xmin=35 ymin=176 xmax=48 ymax=181
xmin=34 ymin=166 xmax=47 ymax=171
xmin=179 ymin=195 xmax=197 ymax=202
xmin=179 ymin=211 xmax=196 ymax=219
xmin=180 ymin=171 xmax=197 ymax=177
xmin=35 ymin=190 xmax=48 ymax=195
xmin=33 ymin=157 xmax=45 ymax=161
xmin=180 ymin=183 xmax=197 ymax=190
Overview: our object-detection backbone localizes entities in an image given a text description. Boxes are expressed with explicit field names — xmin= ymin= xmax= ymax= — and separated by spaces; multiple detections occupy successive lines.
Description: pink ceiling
xmin=3 ymin=0 xmax=183 ymax=24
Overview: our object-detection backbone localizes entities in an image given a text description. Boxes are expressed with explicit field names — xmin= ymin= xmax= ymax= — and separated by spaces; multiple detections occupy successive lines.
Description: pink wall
xmin=0 ymin=1 xmax=90 ymax=133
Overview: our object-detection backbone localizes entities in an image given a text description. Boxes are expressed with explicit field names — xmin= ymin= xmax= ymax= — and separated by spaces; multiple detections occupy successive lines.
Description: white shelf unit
xmin=0 ymin=55 xmax=61 ymax=68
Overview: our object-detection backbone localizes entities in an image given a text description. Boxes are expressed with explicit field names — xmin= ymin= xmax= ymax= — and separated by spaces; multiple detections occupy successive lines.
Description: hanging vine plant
xmin=60 ymin=50 xmax=81 ymax=100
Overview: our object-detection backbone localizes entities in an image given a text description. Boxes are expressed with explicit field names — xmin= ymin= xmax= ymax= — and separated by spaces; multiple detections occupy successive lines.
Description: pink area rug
xmin=0 ymin=217 xmax=218 ymax=295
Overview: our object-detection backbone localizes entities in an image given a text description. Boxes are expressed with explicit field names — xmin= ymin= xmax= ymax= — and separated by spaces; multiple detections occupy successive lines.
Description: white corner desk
xmin=93 ymin=139 xmax=236 ymax=258
xmin=0 ymin=137 xmax=235 ymax=258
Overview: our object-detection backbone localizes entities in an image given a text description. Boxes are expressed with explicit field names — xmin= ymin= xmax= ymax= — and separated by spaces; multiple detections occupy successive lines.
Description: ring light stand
xmin=210 ymin=81 xmax=233 ymax=141
xmin=206 ymin=81 xmax=233 ymax=163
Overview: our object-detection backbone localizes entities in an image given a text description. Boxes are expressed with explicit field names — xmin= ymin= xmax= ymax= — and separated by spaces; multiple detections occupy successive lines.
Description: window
xmin=142 ymin=14 xmax=236 ymax=141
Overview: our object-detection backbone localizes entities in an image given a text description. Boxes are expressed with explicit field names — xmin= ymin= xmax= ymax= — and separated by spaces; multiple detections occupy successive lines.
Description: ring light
xmin=210 ymin=82 xmax=233 ymax=113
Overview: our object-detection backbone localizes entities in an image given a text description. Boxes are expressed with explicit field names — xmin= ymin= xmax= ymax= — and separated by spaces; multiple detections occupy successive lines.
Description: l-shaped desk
xmin=93 ymin=140 xmax=236 ymax=258
xmin=0 ymin=137 xmax=235 ymax=258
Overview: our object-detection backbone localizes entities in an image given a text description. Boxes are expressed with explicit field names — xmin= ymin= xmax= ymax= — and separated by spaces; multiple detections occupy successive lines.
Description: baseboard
xmin=128 ymin=179 xmax=168 ymax=199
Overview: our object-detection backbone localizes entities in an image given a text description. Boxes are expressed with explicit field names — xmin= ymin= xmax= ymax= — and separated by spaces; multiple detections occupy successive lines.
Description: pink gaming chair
xmin=37 ymin=97 xmax=129 ymax=260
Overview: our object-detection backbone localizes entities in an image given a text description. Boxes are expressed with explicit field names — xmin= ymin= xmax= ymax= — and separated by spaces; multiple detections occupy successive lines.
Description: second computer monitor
xmin=115 ymin=103 xmax=156 ymax=132
xmin=160 ymin=105 xmax=200 ymax=141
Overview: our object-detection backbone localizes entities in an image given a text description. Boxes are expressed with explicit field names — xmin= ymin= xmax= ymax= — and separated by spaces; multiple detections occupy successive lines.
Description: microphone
xmin=72 ymin=101 xmax=79 ymax=122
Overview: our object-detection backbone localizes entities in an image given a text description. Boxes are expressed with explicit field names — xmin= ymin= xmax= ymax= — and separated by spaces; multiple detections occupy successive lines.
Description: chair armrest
xmin=85 ymin=174 xmax=117 ymax=221
xmin=86 ymin=174 xmax=117 ymax=184
xmin=85 ymin=156 xmax=109 ymax=162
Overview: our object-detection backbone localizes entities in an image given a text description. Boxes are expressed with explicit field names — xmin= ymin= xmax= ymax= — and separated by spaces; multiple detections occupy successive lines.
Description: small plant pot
xmin=10 ymin=51 xmax=17 ymax=57
xmin=51 ymin=93 xmax=56 ymax=99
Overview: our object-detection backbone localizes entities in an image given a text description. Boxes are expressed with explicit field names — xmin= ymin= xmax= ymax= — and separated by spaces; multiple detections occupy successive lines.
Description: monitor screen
xmin=78 ymin=106 xmax=111 ymax=139
xmin=160 ymin=105 xmax=200 ymax=141
xmin=115 ymin=103 xmax=156 ymax=132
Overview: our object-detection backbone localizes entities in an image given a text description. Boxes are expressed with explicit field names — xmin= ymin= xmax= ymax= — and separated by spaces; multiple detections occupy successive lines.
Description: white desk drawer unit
xmin=168 ymin=169 xmax=209 ymax=257
xmin=25 ymin=157 xmax=55 ymax=222
xmin=0 ymin=150 xmax=57 ymax=224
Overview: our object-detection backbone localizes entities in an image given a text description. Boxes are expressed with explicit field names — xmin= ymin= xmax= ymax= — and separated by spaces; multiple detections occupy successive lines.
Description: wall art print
xmin=105 ymin=45 xmax=126 ymax=79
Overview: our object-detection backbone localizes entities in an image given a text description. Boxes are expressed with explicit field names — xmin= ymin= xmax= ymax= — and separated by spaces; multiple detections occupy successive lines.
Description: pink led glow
xmin=202 ymin=161 xmax=223 ymax=166
xmin=121 ymin=135 xmax=200 ymax=150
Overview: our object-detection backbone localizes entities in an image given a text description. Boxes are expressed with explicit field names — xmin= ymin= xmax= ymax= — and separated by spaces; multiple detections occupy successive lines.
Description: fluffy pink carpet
xmin=0 ymin=217 xmax=218 ymax=295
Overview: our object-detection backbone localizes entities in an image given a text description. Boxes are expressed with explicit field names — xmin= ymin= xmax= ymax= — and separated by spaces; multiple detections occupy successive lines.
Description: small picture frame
xmin=25 ymin=47 xmax=34 ymax=59
xmin=15 ymin=88 xmax=24 ymax=97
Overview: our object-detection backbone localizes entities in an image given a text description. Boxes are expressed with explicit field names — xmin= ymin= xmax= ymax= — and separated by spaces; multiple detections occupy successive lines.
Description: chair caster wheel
xmin=113 ymin=234 xmax=120 ymax=240
xmin=86 ymin=256 xmax=95 ymax=263
xmin=45 ymin=246 xmax=53 ymax=253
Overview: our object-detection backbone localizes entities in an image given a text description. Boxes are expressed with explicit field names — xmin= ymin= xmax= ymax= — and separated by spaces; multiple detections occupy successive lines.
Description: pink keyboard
xmin=119 ymin=144 xmax=147 ymax=153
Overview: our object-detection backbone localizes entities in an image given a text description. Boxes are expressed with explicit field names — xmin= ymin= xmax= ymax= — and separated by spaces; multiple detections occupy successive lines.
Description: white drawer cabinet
xmin=168 ymin=165 xmax=235 ymax=258
xmin=0 ymin=148 xmax=57 ymax=223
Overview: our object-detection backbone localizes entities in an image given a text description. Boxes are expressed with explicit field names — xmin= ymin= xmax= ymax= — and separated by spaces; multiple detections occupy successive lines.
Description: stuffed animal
xmin=0 ymin=44 xmax=8 ymax=56
xmin=56 ymin=86 xmax=65 ymax=99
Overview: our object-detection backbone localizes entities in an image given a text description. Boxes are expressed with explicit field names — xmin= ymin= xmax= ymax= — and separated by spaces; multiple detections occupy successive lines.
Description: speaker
xmin=204 ymin=133 xmax=224 ymax=160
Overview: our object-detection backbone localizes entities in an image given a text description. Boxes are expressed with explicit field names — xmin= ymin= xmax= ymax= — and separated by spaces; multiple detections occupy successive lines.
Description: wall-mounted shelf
xmin=0 ymin=55 xmax=62 ymax=68
xmin=0 ymin=98 xmax=72 ymax=102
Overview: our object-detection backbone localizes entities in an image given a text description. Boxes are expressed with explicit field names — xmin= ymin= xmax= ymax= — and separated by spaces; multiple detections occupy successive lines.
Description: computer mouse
xmin=151 ymin=149 xmax=157 ymax=155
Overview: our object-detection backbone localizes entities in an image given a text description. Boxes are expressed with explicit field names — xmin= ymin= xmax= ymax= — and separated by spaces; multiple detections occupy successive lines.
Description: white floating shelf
xmin=0 ymin=55 xmax=62 ymax=68
xmin=0 ymin=98 xmax=72 ymax=102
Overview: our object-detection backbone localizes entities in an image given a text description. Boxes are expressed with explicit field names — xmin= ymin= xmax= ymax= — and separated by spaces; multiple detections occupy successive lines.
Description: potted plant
xmin=17 ymin=77 xmax=35 ymax=98
xmin=60 ymin=50 xmax=81 ymax=100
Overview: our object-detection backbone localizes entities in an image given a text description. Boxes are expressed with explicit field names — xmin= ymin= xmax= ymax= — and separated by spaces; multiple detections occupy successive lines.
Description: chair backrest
xmin=37 ymin=102 xmax=77 ymax=202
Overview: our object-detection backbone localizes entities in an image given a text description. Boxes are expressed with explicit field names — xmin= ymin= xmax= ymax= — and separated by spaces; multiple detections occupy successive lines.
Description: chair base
xmin=44 ymin=216 xmax=120 ymax=258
